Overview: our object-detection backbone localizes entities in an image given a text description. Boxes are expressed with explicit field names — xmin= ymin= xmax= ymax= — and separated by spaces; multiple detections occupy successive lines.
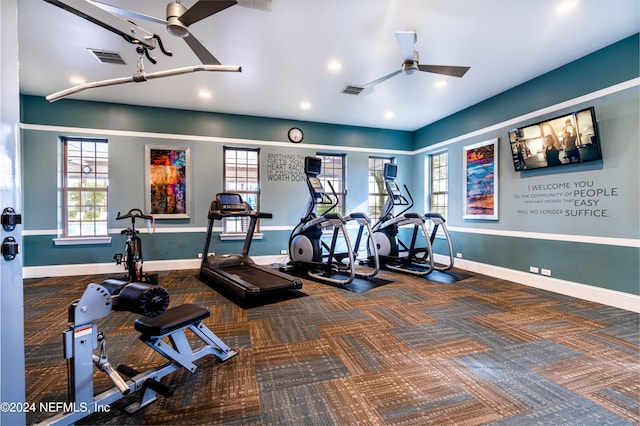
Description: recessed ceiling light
xmin=384 ymin=111 xmax=394 ymax=119
xmin=556 ymin=1 xmax=577 ymax=13
xmin=300 ymin=101 xmax=311 ymax=110
xmin=199 ymin=90 xmax=212 ymax=99
xmin=70 ymin=76 xmax=85 ymax=85
xmin=435 ymin=80 xmax=447 ymax=88
xmin=327 ymin=61 xmax=342 ymax=73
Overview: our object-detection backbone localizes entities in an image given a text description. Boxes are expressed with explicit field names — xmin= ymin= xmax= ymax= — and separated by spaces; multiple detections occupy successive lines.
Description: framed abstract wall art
xmin=463 ymin=138 xmax=499 ymax=220
xmin=145 ymin=145 xmax=190 ymax=218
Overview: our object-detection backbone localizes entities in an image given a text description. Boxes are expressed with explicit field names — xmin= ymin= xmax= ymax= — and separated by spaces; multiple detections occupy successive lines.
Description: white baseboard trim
xmin=22 ymin=255 xmax=289 ymax=280
xmin=450 ymin=257 xmax=640 ymax=313
xmin=24 ymin=256 xmax=638 ymax=313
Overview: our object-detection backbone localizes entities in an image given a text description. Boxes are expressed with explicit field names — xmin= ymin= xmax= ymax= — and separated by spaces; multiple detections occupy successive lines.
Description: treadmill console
xmin=216 ymin=193 xmax=247 ymax=213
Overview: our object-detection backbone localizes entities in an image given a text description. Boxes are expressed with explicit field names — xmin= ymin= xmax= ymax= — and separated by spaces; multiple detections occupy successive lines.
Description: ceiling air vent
xmin=88 ymin=48 xmax=126 ymax=65
xmin=341 ymin=85 xmax=365 ymax=95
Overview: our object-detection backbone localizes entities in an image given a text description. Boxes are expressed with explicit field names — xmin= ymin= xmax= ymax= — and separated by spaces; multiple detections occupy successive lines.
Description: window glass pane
xmin=63 ymin=138 xmax=108 ymax=237
xmin=368 ymin=156 xmax=393 ymax=221
xmin=428 ymin=151 xmax=448 ymax=220
xmin=223 ymin=147 xmax=260 ymax=233
xmin=316 ymin=153 xmax=345 ymax=216
xmin=67 ymin=223 xmax=80 ymax=236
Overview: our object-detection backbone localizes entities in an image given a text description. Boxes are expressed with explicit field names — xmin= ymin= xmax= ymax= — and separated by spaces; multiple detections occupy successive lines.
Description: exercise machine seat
xmin=134 ymin=304 xmax=210 ymax=337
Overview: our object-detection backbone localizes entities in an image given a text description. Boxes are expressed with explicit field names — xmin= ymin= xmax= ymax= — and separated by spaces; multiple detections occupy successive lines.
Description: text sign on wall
xmin=266 ymin=153 xmax=306 ymax=182
xmin=513 ymin=179 xmax=619 ymax=218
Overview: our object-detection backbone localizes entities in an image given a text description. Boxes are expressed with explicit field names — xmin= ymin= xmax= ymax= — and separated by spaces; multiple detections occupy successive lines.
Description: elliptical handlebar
xmin=397 ymin=184 xmax=415 ymax=217
xmin=323 ymin=180 xmax=340 ymax=214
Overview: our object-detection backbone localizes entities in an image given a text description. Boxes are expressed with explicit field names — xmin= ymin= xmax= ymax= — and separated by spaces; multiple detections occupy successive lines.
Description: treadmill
xmin=199 ymin=193 xmax=303 ymax=299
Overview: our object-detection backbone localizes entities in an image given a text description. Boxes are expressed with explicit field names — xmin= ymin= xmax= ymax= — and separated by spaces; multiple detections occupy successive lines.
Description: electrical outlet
xmin=456 ymin=252 xmax=463 ymax=258
xmin=529 ymin=266 xmax=539 ymax=274
xmin=280 ymin=249 xmax=288 ymax=255
xmin=197 ymin=253 xmax=202 ymax=259
xmin=541 ymin=268 xmax=551 ymax=276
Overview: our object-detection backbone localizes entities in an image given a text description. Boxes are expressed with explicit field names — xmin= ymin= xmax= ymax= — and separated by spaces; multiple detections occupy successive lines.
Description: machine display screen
xmin=218 ymin=193 xmax=242 ymax=205
xmin=217 ymin=193 xmax=245 ymax=211
xmin=384 ymin=163 xmax=397 ymax=180
xmin=305 ymin=156 xmax=322 ymax=176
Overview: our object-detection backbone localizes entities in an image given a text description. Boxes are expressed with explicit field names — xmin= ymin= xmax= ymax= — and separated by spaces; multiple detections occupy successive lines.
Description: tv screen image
xmin=508 ymin=107 xmax=602 ymax=172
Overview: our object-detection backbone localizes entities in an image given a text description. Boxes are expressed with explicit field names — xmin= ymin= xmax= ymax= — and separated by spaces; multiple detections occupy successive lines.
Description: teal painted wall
xmin=21 ymin=35 xmax=639 ymax=297
xmin=20 ymin=97 xmax=413 ymax=267
xmin=412 ymin=34 xmax=639 ymax=295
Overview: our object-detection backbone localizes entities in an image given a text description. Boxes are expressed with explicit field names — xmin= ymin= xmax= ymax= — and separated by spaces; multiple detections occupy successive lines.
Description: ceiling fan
xmin=92 ymin=0 xmax=271 ymax=65
xmin=43 ymin=0 xmax=269 ymax=102
xmin=343 ymin=31 xmax=470 ymax=96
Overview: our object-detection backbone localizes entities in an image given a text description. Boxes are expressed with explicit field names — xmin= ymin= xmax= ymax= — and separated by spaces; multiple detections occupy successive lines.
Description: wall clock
xmin=288 ymin=127 xmax=303 ymax=143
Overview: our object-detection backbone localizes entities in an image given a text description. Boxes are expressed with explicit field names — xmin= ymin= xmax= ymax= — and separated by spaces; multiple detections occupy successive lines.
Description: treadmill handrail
xmin=209 ymin=209 xmax=272 ymax=220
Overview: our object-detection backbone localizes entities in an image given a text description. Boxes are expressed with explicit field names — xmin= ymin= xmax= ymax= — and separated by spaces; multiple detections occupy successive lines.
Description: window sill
xmin=53 ymin=237 xmax=112 ymax=246
xmin=220 ymin=233 xmax=263 ymax=241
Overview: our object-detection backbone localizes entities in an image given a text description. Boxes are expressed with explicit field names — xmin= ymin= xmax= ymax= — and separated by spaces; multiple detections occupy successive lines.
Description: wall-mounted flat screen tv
xmin=508 ymin=106 xmax=602 ymax=172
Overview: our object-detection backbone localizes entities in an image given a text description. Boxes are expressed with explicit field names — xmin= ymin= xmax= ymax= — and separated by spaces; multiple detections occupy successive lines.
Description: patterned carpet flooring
xmin=23 ymin=268 xmax=639 ymax=425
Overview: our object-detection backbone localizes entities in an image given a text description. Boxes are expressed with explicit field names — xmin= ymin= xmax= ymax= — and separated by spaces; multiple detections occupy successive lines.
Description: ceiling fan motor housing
xmin=402 ymin=61 xmax=419 ymax=75
xmin=401 ymin=50 xmax=419 ymax=75
xmin=166 ymin=2 xmax=189 ymax=37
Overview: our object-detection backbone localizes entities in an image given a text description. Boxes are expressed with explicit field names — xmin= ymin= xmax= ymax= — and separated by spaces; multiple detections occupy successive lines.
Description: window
xmin=368 ymin=156 xmax=394 ymax=222
xmin=428 ymin=151 xmax=448 ymax=219
xmin=62 ymin=137 xmax=109 ymax=237
xmin=223 ymin=147 xmax=260 ymax=233
xmin=316 ymin=153 xmax=346 ymax=216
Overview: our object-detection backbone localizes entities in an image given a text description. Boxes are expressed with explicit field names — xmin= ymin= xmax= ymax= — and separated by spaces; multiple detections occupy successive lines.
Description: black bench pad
xmin=134 ymin=304 xmax=210 ymax=336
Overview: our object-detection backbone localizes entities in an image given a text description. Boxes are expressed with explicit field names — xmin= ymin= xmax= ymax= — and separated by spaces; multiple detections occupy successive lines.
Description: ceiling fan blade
xmin=395 ymin=31 xmax=417 ymax=62
xmin=89 ymin=0 xmax=167 ymax=25
xmin=236 ymin=0 xmax=272 ymax=11
xmin=418 ymin=64 xmax=470 ymax=77
xmin=362 ymin=69 xmax=403 ymax=89
xmin=179 ymin=0 xmax=237 ymax=26
xmin=184 ymin=33 xmax=221 ymax=65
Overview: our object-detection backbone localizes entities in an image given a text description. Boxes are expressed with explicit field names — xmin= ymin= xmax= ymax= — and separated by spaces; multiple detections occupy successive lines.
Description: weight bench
xmin=39 ymin=281 xmax=237 ymax=425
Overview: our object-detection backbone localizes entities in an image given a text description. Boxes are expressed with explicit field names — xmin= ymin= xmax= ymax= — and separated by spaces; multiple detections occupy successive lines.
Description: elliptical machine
xmin=368 ymin=163 xmax=435 ymax=276
xmin=285 ymin=156 xmax=379 ymax=287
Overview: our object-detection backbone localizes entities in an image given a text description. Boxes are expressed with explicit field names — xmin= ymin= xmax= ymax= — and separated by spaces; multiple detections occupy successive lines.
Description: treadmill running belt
xmin=223 ymin=264 xmax=295 ymax=290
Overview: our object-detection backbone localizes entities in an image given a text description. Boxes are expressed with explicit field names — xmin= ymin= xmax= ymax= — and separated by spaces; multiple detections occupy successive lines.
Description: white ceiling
xmin=17 ymin=0 xmax=640 ymax=131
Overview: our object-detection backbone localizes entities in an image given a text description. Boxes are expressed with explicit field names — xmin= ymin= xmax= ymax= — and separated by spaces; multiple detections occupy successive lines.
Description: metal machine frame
xmin=285 ymin=157 xmax=379 ymax=287
xmin=39 ymin=280 xmax=237 ymax=425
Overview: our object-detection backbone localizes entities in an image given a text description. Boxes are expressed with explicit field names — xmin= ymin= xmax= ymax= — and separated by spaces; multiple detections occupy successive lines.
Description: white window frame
xmin=222 ymin=146 xmax=261 ymax=238
xmin=315 ymin=152 xmax=346 ymax=216
xmin=368 ymin=156 xmax=394 ymax=223
xmin=426 ymin=150 xmax=449 ymax=236
xmin=56 ymin=137 xmax=110 ymax=245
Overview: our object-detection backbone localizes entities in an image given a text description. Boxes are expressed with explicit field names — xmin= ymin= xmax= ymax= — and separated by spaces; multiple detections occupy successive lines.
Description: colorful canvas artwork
xmin=147 ymin=147 xmax=189 ymax=217
xmin=463 ymin=139 xmax=498 ymax=220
